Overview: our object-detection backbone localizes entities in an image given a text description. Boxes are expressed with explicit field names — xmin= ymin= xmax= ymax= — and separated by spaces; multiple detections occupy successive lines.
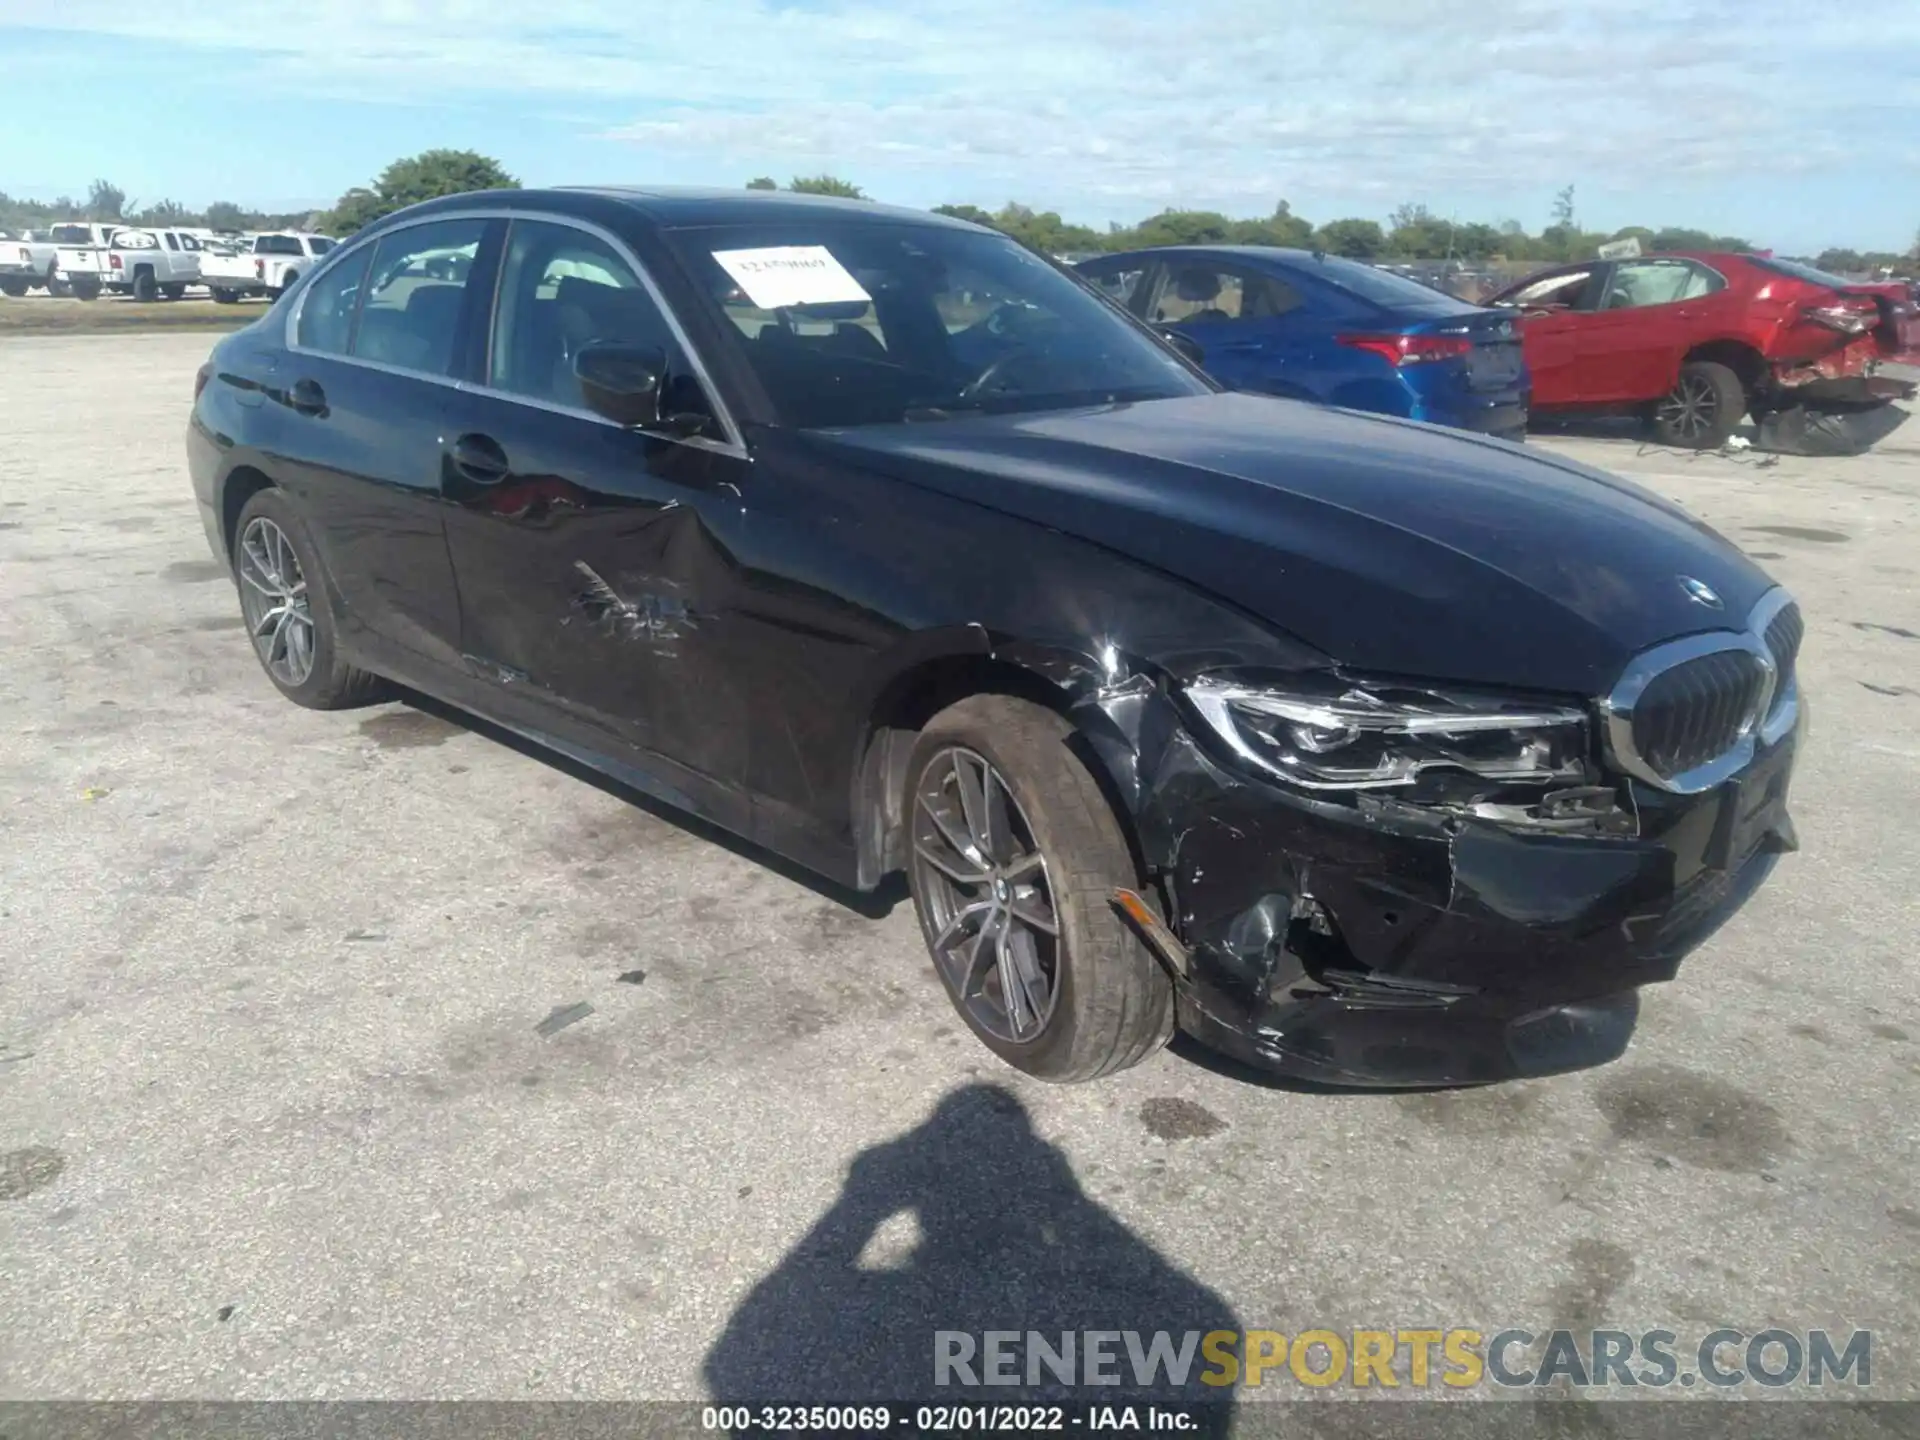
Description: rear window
xmin=310 ymin=237 xmax=335 ymax=255
xmin=1304 ymin=256 xmax=1473 ymax=310
xmin=51 ymin=224 xmax=96 ymax=244
xmin=258 ymin=235 xmax=304 ymax=256
xmin=1749 ymin=256 xmax=1855 ymax=289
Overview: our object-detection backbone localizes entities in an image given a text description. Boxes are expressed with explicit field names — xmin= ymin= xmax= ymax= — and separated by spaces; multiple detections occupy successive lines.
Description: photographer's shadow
xmin=704 ymin=1084 xmax=1239 ymax=1424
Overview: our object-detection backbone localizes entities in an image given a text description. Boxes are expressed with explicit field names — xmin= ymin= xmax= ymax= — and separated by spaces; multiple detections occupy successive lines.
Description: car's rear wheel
xmin=906 ymin=695 xmax=1173 ymax=1083
xmin=69 ymin=277 xmax=97 ymax=301
xmin=161 ymin=282 xmax=186 ymax=300
xmin=232 ymin=489 xmax=386 ymax=710
xmin=132 ymin=269 xmax=159 ymax=303
xmin=1651 ymin=361 xmax=1744 ymax=449
xmin=210 ymin=287 xmax=236 ymax=304
xmin=0 ymin=278 xmax=26 ymax=298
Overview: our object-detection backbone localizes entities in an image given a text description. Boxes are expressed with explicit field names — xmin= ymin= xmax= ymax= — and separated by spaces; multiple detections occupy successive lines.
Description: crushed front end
xmin=1083 ymin=591 xmax=1804 ymax=1088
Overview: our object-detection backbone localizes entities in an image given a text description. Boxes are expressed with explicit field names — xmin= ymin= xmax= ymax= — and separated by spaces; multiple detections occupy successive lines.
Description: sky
xmin=1 ymin=0 xmax=1916 ymax=254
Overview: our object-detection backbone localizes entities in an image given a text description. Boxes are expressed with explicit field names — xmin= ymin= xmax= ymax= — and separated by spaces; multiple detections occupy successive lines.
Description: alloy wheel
xmin=237 ymin=516 xmax=317 ymax=687
xmin=1655 ymin=373 xmax=1719 ymax=441
xmin=911 ymin=746 xmax=1062 ymax=1044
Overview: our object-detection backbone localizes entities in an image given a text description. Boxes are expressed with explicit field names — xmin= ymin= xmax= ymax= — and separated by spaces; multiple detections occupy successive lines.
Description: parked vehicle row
xmin=1073 ymin=245 xmax=1915 ymax=451
xmin=188 ymin=186 xmax=1803 ymax=1086
xmin=202 ymin=232 xmax=336 ymax=303
xmin=1 ymin=222 xmax=336 ymax=303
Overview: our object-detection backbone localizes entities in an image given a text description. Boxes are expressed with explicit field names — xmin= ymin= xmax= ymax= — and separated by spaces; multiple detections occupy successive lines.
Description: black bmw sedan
xmin=187 ymin=186 xmax=1802 ymax=1087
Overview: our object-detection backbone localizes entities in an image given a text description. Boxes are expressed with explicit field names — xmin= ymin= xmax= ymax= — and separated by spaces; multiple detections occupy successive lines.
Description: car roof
xmin=399 ymin=185 xmax=986 ymax=233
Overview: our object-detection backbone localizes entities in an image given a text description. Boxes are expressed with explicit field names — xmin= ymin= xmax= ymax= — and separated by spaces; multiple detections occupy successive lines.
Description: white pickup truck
xmin=201 ymin=232 xmax=336 ymax=303
xmin=56 ymin=224 xmax=205 ymax=301
xmin=0 ymin=229 xmax=63 ymax=296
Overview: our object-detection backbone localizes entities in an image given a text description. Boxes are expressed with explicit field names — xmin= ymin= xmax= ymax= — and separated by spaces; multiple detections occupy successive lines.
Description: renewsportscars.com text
xmin=934 ymin=1328 xmax=1872 ymax=1389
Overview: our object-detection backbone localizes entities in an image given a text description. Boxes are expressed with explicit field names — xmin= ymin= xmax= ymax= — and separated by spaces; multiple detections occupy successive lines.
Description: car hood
xmin=806 ymin=392 xmax=1775 ymax=696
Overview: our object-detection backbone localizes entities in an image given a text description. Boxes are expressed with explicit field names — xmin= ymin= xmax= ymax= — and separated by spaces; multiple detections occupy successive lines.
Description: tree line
xmin=13 ymin=156 xmax=1915 ymax=278
xmin=0 ymin=179 xmax=317 ymax=235
xmin=750 ymin=176 xmax=1918 ymax=275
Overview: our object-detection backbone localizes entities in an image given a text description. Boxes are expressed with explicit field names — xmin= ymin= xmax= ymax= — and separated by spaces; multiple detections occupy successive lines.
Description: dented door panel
xmin=437 ymin=388 xmax=754 ymax=779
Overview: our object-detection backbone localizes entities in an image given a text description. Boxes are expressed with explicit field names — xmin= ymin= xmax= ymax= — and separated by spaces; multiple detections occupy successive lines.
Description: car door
xmin=1571 ymin=258 xmax=1727 ymax=402
xmin=435 ymin=216 xmax=756 ymax=806
xmin=274 ymin=215 xmax=496 ymax=675
xmin=1136 ymin=259 xmax=1311 ymax=394
xmin=1492 ymin=266 xmax=1603 ymax=406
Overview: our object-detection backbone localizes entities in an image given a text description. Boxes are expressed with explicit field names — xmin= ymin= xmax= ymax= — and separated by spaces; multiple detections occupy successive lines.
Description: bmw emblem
xmin=1679 ymin=575 xmax=1724 ymax=609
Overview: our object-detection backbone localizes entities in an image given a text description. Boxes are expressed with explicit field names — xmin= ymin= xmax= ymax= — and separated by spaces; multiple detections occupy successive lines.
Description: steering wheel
xmin=957 ymin=345 xmax=1043 ymax=402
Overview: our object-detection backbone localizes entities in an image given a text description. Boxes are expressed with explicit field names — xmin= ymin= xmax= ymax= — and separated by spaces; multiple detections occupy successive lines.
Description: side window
xmin=1148 ymin=265 xmax=1244 ymax=325
xmin=1085 ymin=266 xmax=1147 ymax=310
xmin=1601 ymin=259 xmax=1725 ymax=309
xmin=489 ymin=220 xmax=699 ymax=415
xmin=353 ymin=219 xmax=487 ymax=376
xmin=1243 ymin=273 xmax=1303 ymax=319
xmin=295 ymin=245 xmax=372 ymax=355
xmin=163 ymin=232 xmax=179 ymax=251
xmin=1602 ymin=260 xmax=1706 ymax=310
xmin=1506 ymin=269 xmax=1592 ymax=309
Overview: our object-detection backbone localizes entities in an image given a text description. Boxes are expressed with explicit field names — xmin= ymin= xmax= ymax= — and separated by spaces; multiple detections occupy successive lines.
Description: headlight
xmin=1185 ymin=676 xmax=1590 ymax=791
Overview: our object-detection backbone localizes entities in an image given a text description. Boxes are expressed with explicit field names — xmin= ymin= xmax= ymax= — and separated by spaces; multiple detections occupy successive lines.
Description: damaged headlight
xmin=1185 ymin=676 xmax=1591 ymax=792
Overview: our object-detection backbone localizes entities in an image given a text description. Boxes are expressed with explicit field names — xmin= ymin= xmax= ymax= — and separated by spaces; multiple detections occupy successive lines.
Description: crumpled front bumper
xmin=1088 ymin=686 xmax=1798 ymax=1088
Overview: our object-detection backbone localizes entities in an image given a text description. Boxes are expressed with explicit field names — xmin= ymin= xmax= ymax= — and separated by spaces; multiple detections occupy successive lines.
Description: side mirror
xmin=1159 ymin=329 xmax=1205 ymax=365
xmin=574 ymin=343 xmax=667 ymax=429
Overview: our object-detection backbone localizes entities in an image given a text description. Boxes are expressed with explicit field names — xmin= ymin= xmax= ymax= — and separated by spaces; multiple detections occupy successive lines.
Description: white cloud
xmin=6 ymin=0 xmax=1917 ymax=225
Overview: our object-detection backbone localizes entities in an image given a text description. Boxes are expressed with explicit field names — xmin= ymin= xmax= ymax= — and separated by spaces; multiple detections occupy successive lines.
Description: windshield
xmin=1749 ymin=256 xmax=1859 ymax=289
xmin=662 ymin=221 xmax=1211 ymax=428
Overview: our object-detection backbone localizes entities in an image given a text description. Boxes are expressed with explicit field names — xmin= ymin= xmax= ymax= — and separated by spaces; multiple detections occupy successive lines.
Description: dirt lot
xmin=2 ymin=334 xmax=1917 ymax=1408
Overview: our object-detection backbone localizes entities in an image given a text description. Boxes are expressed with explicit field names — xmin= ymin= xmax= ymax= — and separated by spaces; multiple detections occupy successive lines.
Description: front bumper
xmin=1120 ymin=708 xmax=1797 ymax=1087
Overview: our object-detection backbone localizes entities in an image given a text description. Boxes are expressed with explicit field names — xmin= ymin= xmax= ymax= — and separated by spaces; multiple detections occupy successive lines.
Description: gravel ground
xmin=1 ymin=334 xmax=1916 ymax=1407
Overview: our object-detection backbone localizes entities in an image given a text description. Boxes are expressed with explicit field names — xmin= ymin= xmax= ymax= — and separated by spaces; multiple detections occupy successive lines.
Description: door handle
xmin=447 ymin=432 xmax=510 ymax=485
xmin=287 ymin=378 xmax=327 ymax=416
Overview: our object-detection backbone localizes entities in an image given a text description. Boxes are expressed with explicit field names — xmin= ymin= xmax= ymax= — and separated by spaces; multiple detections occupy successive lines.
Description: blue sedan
xmin=1077 ymin=246 xmax=1530 ymax=440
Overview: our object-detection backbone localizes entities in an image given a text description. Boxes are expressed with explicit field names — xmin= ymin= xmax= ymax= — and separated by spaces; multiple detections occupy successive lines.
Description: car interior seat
xmin=1162 ymin=268 xmax=1232 ymax=324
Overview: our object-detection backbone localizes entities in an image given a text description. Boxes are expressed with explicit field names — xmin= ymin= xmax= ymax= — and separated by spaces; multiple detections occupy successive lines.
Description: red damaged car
xmin=1487 ymin=252 xmax=1917 ymax=449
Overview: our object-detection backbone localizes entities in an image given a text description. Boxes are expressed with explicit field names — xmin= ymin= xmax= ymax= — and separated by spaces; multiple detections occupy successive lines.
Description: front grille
xmin=1630 ymin=650 xmax=1770 ymax=780
xmin=1764 ymin=601 xmax=1804 ymax=695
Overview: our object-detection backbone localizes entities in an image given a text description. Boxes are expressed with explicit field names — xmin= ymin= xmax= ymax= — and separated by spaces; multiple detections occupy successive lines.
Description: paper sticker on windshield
xmin=713 ymin=246 xmax=870 ymax=309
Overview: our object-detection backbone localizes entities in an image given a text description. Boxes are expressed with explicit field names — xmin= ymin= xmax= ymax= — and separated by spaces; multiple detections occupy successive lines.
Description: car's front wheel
xmin=906 ymin=696 xmax=1173 ymax=1083
xmin=1652 ymin=360 xmax=1744 ymax=449
xmin=231 ymin=489 xmax=386 ymax=710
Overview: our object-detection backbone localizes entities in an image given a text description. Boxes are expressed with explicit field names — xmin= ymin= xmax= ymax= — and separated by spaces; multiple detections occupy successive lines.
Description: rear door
xmin=1571 ymin=257 xmax=1727 ymax=402
xmin=273 ymin=215 xmax=498 ymax=674
xmin=1138 ymin=258 xmax=1321 ymax=396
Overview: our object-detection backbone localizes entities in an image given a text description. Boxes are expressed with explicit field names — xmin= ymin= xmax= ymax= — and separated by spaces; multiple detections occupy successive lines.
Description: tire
xmin=1651 ymin=361 xmax=1744 ymax=449
xmin=211 ymin=288 xmax=237 ymax=305
xmin=0 ymin=278 xmax=26 ymax=298
xmin=276 ymin=269 xmax=299 ymax=296
xmin=70 ymin=277 xmax=98 ymax=301
xmin=905 ymin=695 xmax=1174 ymax=1083
xmin=132 ymin=268 xmax=159 ymax=303
xmin=161 ymin=282 xmax=186 ymax=300
xmin=231 ymin=488 xmax=387 ymax=711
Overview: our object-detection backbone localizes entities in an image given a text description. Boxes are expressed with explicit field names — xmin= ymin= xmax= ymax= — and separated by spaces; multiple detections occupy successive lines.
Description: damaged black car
xmin=187 ymin=187 xmax=1803 ymax=1087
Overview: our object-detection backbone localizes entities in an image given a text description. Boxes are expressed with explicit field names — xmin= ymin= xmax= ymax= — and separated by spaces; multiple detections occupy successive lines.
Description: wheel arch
xmin=1681 ymin=338 xmax=1766 ymax=395
xmin=219 ymin=464 xmax=276 ymax=563
xmin=850 ymin=637 xmax=1147 ymax=891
